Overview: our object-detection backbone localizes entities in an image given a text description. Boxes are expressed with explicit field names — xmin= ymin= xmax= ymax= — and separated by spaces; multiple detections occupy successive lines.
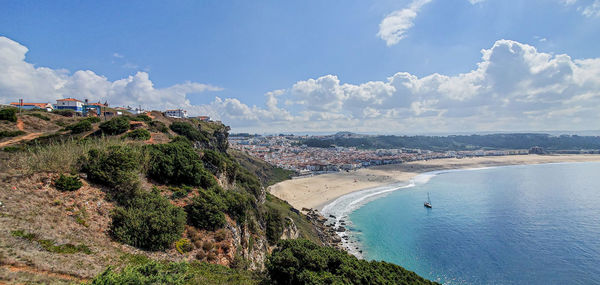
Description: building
xmin=197 ymin=116 xmax=210 ymax=122
xmin=10 ymin=102 xmax=53 ymax=112
xmin=165 ymin=109 xmax=188 ymax=118
xmin=82 ymin=100 xmax=108 ymax=117
xmin=55 ymin=98 xmax=84 ymax=112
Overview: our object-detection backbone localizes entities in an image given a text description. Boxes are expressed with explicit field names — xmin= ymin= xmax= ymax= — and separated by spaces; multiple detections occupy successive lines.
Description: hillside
xmin=0 ymin=107 xmax=436 ymax=284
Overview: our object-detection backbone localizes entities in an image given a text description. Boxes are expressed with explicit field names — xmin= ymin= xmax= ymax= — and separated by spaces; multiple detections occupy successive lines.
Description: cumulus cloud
xmin=377 ymin=0 xmax=487 ymax=46
xmin=0 ymin=36 xmax=221 ymax=111
xmin=1 ymin=36 xmax=600 ymax=133
xmin=582 ymin=0 xmax=600 ymax=17
xmin=377 ymin=0 xmax=433 ymax=46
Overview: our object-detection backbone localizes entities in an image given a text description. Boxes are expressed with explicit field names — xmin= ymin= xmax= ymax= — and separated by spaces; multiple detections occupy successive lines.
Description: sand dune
xmin=269 ymin=154 xmax=600 ymax=211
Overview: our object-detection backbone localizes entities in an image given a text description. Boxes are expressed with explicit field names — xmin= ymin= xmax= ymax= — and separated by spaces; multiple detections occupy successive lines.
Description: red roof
xmin=10 ymin=102 xmax=51 ymax=108
xmin=87 ymin=103 xmax=107 ymax=106
xmin=57 ymin=98 xmax=82 ymax=102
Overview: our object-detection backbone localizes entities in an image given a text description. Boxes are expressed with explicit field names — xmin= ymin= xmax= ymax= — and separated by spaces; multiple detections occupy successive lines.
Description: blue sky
xmin=1 ymin=0 xmax=599 ymax=133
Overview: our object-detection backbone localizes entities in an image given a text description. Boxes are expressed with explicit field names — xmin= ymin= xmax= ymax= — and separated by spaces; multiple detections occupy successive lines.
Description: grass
xmin=264 ymin=193 xmax=322 ymax=244
xmin=26 ymin=113 xmax=51 ymax=121
xmin=3 ymin=136 xmax=137 ymax=174
xmin=11 ymin=230 xmax=92 ymax=254
xmin=0 ymin=130 xmax=26 ymax=139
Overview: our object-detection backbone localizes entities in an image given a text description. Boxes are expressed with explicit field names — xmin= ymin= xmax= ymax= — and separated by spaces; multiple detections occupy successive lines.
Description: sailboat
xmin=424 ymin=192 xmax=432 ymax=208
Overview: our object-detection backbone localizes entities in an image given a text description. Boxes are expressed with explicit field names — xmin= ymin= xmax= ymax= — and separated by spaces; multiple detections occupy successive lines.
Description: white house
xmin=55 ymin=98 xmax=84 ymax=112
xmin=165 ymin=109 xmax=188 ymax=118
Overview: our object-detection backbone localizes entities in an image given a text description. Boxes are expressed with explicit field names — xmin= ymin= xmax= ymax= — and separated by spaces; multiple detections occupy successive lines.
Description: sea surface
xmin=323 ymin=162 xmax=600 ymax=284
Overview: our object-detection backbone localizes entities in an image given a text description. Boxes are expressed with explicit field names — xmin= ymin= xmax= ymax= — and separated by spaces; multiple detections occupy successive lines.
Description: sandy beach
xmin=269 ymin=154 xmax=600 ymax=211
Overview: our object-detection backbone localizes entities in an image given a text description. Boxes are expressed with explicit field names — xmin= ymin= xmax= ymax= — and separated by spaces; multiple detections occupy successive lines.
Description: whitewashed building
xmin=165 ymin=109 xmax=188 ymax=118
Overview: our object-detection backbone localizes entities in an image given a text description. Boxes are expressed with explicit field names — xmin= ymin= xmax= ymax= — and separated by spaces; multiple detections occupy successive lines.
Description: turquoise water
xmin=347 ymin=162 xmax=600 ymax=284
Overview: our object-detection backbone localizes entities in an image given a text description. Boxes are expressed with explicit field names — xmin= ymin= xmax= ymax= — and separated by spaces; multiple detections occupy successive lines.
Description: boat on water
xmin=424 ymin=192 xmax=432 ymax=208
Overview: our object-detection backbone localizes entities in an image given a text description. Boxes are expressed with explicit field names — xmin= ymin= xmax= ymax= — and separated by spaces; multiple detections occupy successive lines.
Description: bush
xmin=175 ymin=238 xmax=193 ymax=254
xmin=27 ymin=113 xmax=50 ymax=121
xmin=264 ymin=207 xmax=285 ymax=244
xmin=84 ymin=116 xmax=102 ymax=123
xmin=79 ymin=146 xmax=142 ymax=201
xmin=0 ymin=130 xmax=25 ymax=138
xmin=111 ymin=192 xmax=186 ymax=251
xmin=0 ymin=108 xmax=18 ymax=122
xmin=124 ymin=128 xmax=151 ymax=140
xmin=54 ymin=174 xmax=83 ymax=191
xmin=185 ymin=188 xmax=226 ymax=230
xmin=52 ymin=109 xmax=76 ymax=117
xmin=147 ymin=141 xmax=216 ymax=187
xmin=267 ymin=239 xmax=437 ymax=285
xmin=134 ymin=114 xmax=152 ymax=122
xmin=99 ymin=116 xmax=130 ymax=135
xmin=68 ymin=120 xmax=92 ymax=134
xmin=169 ymin=122 xmax=208 ymax=143
xmin=149 ymin=120 xmax=169 ymax=133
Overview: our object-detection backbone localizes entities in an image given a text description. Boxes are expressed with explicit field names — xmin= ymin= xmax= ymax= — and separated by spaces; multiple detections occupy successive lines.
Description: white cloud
xmin=377 ymin=0 xmax=433 ymax=46
xmin=582 ymin=0 xmax=600 ymax=17
xmin=113 ymin=52 xmax=124 ymax=58
xmin=2 ymin=36 xmax=600 ymax=133
xmin=0 ymin=36 xmax=221 ymax=110
xmin=467 ymin=0 xmax=485 ymax=4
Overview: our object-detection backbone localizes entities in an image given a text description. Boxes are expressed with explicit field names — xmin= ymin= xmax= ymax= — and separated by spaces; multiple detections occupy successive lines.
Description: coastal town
xmin=4 ymin=98 xmax=208 ymax=120
xmin=229 ymin=134 xmax=529 ymax=175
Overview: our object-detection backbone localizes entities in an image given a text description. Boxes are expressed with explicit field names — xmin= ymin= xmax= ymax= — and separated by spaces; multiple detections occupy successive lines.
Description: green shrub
xmin=83 ymin=116 xmax=102 ymax=123
xmin=12 ymin=230 xmax=91 ymax=254
xmin=124 ymin=128 xmax=151 ymax=140
xmin=99 ymin=116 xmax=130 ymax=135
xmin=170 ymin=185 xmax=192 ymax=199
xmin=91 ymin=261 xmax=262 ymax=285
xmin=147 ymin=141 xmax=216 ymax=187
xmin=68 ymin=120 xmax=92 ymax=134
xmin=169 ymin=122 xmax=208 ymax=143
xmin=264 ymin=207 xmax=285 ymax=244
xmin=0 ymin=130 xmax=25 ymax=138
xmin=79 ymin=145 xmax=142 ymax=201
xmin=2 ymin=145 xmax=25 ymax=152
xmin=52 ymin=109 xmax=76 ymax=117
xmin=175 ymin=238 xmax=193 ymax=254
xmin=149 ymin=120 xmax=169 ymax=133
xmin=27 ymin=113 xmax=50 ymax=121
xmin=111 ymin=192 xmax=186 ymax=251
xmin=185 ymin=188 xmax=226 ymax=230
xmin=54 ymin=174 xmax=83 ymax=191
xmin=267 ymin=239 xmax=438 ymax=285
xmin=134 ymin=114 xmax=152 ymax=122
xmin=0 ymin=108 xmax=18 ymax=122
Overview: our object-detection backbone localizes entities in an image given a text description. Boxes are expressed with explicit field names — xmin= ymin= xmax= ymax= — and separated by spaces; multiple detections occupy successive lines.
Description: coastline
xmin=269 ymin=154 xmax=600 ymax=212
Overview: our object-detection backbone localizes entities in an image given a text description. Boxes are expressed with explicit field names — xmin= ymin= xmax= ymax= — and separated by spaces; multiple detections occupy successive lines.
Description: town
xmin=229 ymin=134 xmax=529 ymax=176
xmin=4 ymin=98 xmax=208 ymax=121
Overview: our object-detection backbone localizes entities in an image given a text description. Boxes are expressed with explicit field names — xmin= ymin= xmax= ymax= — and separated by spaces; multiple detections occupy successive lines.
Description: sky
xmin=0 ymin=0 xmax=599 ymax=134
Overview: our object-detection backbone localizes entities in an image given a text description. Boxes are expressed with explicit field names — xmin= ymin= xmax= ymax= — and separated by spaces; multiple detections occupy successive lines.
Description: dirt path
xmin=1 ymin=263 xmax=89 ymax=283
xmin=0 ymin=132 xmax=43 ymax=147
xmin=16 ymin=118 xmax=25 ymax=131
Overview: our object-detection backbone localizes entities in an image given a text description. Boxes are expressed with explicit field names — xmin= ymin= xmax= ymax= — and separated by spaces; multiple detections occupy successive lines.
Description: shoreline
xmin=269 ymin=154 xmax=600 ymax=212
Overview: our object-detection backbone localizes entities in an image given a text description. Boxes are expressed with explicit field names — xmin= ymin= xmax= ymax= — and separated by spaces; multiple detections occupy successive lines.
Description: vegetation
xmin=0 ymin=130 xmax=25 ymax=139
xmin=68 ymin=119 xmax=92 ymax=134
xmin=27 ymin=112 xmax=50 ymax=121
xmin=149 ymin=120 xmax=169 ymax=133
xmin=99 ymin=116 xmax=130 ymax=135
xmin=11 ymin=230 xmax=92 ymax=254
xmin=124 ymin=128 xmax=151 ymax=140
xmin=91 ymin=260 xmax=262 ymax=285
xmin=229 ymin=150 xmax=295 ymax=187
xmin=0 ymin=107 xmax=18 ymax=122
xmin=147 ymin=141 xmax=215 ymax=187
xmin=84 ymin=116 xmax=102 ymax=123
xmin=264 ymin=207 xmax=285 ymax=244
xmin=185 ymin=188 xmax=227 ymax=230
xmin=111 ymin=191 xmax=186 ymax=251
xmin=53 ymin=174 xmax=83 ymax=191
xmin=79 ymin=145 xmax=143 ymax=201
xmin=134 ymin=114 xmax=152 ymax=122
xmin=267 ymin=239 xmax=438 ymax=285
xmin=170 ymin=121 xmax=209 ymax=143
xmin=52 ymin=109 xmax=76 ymax=117
xmin=302 ymin=133 xmax=600 ymax=151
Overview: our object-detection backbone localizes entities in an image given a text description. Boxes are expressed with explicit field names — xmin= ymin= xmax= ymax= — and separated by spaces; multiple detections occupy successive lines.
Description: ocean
xmin=322 ymin=162 xmax=600 ymax=284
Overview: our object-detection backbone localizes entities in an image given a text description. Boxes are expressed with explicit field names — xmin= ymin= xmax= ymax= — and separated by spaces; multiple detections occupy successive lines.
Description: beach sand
xmin=269 ymin=154 xmax=600 ymax=211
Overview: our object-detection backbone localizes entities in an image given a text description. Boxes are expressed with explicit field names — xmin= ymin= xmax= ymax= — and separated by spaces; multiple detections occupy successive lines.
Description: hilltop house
xmin=10 ymin=102 xmax=54 ymax=112
xmin=165 ymin=109 xmax=188 ymax=118
xmin=55 ymin=98 xmax=84 ymax=112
